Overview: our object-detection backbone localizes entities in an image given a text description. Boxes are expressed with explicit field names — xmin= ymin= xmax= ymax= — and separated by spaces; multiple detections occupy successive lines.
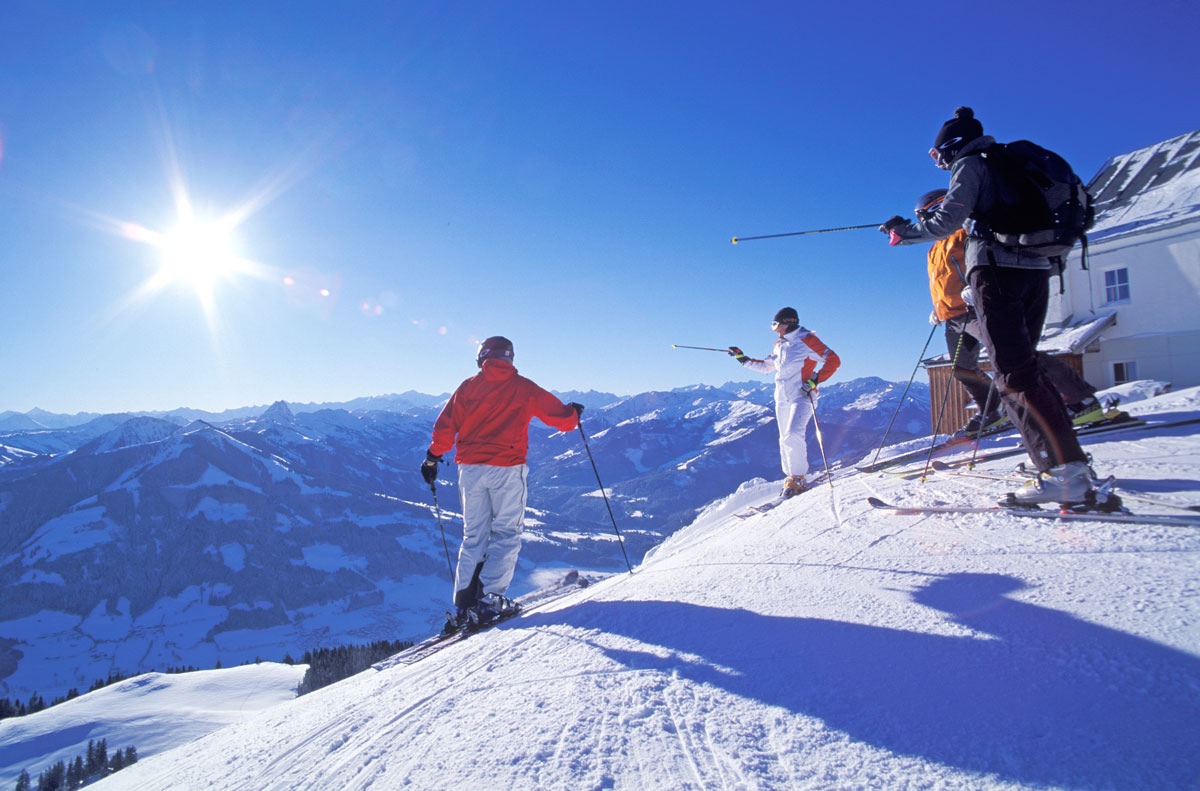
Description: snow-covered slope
xmin=0 ymin=663 xmax=306 ymax=788
xmin=77 ymin=387 xmax=1200 ymax=790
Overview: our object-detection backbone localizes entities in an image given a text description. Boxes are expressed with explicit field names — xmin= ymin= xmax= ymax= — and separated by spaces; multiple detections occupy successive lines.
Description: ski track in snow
xmin=6 ymin=386 xmax=1194 ymax=790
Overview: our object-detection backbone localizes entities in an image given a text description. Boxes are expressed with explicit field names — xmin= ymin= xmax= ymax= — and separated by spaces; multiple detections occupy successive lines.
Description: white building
xmin=1049 ymin=129 xmax=1200 ymax=390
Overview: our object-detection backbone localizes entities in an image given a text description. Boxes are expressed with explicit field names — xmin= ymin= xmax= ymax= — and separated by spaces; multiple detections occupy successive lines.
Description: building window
xmin=1104 ymin=267 xmax=1131 ymax=304
xmin=1113 ymin=360 xmax=1138 ymax=385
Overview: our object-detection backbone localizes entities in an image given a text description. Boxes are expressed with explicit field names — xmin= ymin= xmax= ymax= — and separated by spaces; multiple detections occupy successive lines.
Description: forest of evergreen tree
xmin=5 ymin=636 xmax=412 ymax=787
xmin=11 ymin=738 xmax=137 ymax=791
xmin=297 ymin=638 xmax=411 ymax=694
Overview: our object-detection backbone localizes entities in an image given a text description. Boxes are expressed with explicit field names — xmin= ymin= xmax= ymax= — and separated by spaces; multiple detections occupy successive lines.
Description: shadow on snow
xmin=526 ymin=572 xmax=1200 ymax=789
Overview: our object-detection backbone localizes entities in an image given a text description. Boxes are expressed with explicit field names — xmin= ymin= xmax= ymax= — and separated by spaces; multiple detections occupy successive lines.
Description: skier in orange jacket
xmin=422 ymin=336 xmax=582 ymax=629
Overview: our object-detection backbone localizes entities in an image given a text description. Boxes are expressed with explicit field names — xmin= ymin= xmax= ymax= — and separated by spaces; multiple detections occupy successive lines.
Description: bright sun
xmin=156 ymin=217 xmax=243 ymax=295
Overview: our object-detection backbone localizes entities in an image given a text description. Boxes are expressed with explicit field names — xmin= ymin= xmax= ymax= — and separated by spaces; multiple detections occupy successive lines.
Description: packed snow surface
xmin=13 ymin=388 xmax=1200 ymax=790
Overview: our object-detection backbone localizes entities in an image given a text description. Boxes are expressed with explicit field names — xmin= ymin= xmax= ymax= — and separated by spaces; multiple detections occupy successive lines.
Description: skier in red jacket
xmin=422 ymin=336 xmax=582 ymax=629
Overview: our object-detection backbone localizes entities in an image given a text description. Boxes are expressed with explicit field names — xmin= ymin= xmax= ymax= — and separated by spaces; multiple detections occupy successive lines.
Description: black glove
xmin=420 ymin=450 xmax=442 ymax=487
xmin=567 ymin=402 xmax=585 ymax=416
xmin=728 ymin=346 xmax=749 ymax=363
xmin=879 ymin=216 xmax=909 ymax=234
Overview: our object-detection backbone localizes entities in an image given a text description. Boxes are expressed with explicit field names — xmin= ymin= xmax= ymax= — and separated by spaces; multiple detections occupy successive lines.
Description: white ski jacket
xmin=741 ymin=327 xmax=840 ymax=403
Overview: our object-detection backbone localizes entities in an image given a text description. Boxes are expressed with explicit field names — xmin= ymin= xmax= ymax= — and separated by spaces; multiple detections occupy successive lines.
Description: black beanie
xmin=477 ymin=336 xmax=514 ymax=365
xmin=932 ymin=106 xmax=984 ymax=164
xmin=773 ymin=307 xmax=799 ymax=325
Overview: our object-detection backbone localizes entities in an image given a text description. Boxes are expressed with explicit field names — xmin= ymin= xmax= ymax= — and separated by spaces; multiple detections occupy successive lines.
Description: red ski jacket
xmin=429 ymin=359 xmax=579 ymax=466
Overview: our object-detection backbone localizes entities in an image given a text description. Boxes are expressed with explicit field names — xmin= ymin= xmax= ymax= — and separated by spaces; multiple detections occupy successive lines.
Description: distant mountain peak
xmin=83 ymin=416 xmax=181 ymax=454
xmin=261 ymin=400 xmax=296 ymax=424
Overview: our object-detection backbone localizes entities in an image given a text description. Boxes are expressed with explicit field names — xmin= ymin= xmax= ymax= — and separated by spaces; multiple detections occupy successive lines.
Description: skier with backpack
xmin=421 ymin=336 xmax=584 ymax=630
xmin=880 ymin=107 xmax=1114 ymax=509
xmin=914 ymin=188 xmax=1116 ymax=437
xmin=728 ymin=307 xmax=840 ymax=498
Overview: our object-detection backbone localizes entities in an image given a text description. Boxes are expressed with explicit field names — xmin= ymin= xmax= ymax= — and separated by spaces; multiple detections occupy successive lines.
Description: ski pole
xmin=575 ymin=421 xmax=634 ymax=574
xmin=428 ymin=476 xmax=455 ymax=583
xmin=672 ymin=344 xmax=729 ymax=352
xmin=868 ymin=323 xmax=939 ymax=469
xmin=918 ymin=329 xmax=967 ymax=481
xmin=731 ymin=224 xmax=878 ymax=244
xmin=965 ymin=377 xmax=1000 ymax=469
xmin=807 ymin=390 xmax=834 ymax=492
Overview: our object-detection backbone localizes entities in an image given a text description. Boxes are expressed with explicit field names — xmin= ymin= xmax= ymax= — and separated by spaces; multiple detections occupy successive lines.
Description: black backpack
xmin=973 ymin=140 xmax=1095 ymax=272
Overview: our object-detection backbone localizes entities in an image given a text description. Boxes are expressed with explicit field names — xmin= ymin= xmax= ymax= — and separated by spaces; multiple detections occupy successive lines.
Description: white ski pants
xmin=454 ymin=463 xmax=528 ymax=607
xmin=775 ymin=394 xmax=815 ymax=477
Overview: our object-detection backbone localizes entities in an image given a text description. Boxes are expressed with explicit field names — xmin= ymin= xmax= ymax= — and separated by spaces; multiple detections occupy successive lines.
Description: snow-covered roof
xmin=1037 ymin=309 xmax=1118 ymax=354
xmin=1086 ymin=129 xmax=1200 ymax=243
xmin=922 ymin=310 xmax=1116 ymax=365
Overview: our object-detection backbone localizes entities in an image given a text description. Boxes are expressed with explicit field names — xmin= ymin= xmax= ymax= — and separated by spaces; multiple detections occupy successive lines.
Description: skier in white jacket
xmin=729 ymin=307 xmax=841 ymax=497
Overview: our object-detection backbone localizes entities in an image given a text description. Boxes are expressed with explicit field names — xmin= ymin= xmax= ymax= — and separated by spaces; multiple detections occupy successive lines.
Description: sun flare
xmin=156 ymin=216 xmax=243 ymax=294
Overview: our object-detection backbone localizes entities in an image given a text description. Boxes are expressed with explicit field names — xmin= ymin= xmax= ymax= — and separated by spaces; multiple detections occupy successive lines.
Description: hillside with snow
xmin=20 ymin=385 xmax=1190 ymax=790
xmin=0 ymin=664 xmax=306 ymax=788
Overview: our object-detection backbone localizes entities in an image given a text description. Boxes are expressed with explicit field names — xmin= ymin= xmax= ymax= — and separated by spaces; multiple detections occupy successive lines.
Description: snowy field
xmin=7 ymin=386 xmax=1200 ymax=790
xmin=0 ymin=663 xmax=307 ymax=788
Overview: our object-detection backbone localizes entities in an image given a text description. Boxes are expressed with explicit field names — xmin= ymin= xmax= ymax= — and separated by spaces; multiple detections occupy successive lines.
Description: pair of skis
xmin=372 ymin=571 xmax=592 ymax=670
xmin=928 ymin=460 xmax=1200 ymax=515
xmin=731 ymin=471 xmax=832 ymax=519
xmin=862 ymin=412 xmax=1189 ymax=477
xmin=854 ymin=421 xmax=1016 ymax=474
xmin=865 ymin=496 xmax=1200 ymax=528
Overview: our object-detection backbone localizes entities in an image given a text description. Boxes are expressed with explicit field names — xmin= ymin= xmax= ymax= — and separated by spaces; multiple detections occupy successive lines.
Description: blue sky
xmin=1 ymin=1 xmax=1196 ymax=415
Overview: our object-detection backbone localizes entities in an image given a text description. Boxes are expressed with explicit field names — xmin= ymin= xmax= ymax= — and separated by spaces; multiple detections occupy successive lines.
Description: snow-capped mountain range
xmin=0 ymin=377 xmax=928 ymax=703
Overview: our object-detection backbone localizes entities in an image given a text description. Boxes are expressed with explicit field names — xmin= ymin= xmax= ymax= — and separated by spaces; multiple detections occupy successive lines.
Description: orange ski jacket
xmin=928 ymin=228 xmax=971 ymax=322
xmin=429 ymin=359 xmax=579 ymax=466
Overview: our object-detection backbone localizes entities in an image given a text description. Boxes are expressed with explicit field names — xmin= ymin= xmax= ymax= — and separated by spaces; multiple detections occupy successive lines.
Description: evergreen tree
xmin=85 ymin=741 xmax=98 ymax=776
xmin=15 ymin=769 xmax=31 ymax=791
xmin=36 ymin=759 xmax=65 ymax=790
xmin=95 ymin=739 xmax=108 ymax=777
xmin=65 ymin=757 xmax=83 ymax=790
xmin=25 ymin=693 xmax=45 ymax=715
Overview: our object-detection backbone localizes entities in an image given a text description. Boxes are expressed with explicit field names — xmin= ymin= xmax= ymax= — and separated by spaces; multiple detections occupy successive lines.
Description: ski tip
xmin=866 ymin=496 xmax=889 ymax=508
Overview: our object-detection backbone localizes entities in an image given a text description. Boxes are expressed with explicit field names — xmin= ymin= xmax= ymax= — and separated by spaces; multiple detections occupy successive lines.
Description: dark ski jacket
xmin=892 ymin=135 xmax=1053 ymax=274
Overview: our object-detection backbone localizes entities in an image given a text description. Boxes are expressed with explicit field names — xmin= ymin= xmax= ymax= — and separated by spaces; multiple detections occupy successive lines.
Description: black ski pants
xmin=967 ymin=264 xmax=1086 ymax=472
xmin=944 ymin=310 xmax=996 ymax=415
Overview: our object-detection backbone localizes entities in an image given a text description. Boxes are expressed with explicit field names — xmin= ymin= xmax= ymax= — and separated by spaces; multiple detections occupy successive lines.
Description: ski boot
xmin=781 ymin=475 xmax=808 ymax=499
xmin=443 ymin=606 xmax=478 ymax=634
xmin=954 ymin=409 xmax=1009 ymax=440
xmin=471 ymin=593 xmax=520 ymax=629
xmin=1066 ymin=396 xmax=1106 ymax=427
xmin=1003 ymin=460 xmax=1093 ymax=508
